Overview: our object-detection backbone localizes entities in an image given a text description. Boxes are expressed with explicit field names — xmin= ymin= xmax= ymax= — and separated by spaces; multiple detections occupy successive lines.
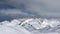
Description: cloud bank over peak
xmin=4 ymin=0 xmax=60 ymax=18
xmin=0 ymin=0 xmax=60 ymax=21
xmin=0 ymin=9 xmax=37 ymax=18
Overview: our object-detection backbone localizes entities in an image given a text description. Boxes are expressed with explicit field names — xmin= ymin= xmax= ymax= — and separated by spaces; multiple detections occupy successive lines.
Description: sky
xmin=0 ymin=0 xmax=60 ymax=21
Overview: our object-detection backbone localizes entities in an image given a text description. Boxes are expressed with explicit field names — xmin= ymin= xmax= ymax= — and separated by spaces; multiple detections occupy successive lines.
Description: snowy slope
xmin=0 ymin=25 xmax=25 ymax=34
xmin=0 ymin=18 xmax=60 ymax=34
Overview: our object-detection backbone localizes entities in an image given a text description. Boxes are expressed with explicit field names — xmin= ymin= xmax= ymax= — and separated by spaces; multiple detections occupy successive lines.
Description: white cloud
xmin=0 ymin=9 xmax=36 ymax=18
xmin=1 ymin=9 xmax=26 ymax=15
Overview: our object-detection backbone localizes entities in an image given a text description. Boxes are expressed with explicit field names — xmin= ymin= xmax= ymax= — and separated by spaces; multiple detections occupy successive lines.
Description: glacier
xmin=0 ymin=18 xmax=60 ymax=34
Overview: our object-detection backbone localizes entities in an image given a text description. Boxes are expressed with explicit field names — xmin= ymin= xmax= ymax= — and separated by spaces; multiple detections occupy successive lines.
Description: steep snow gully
xmin=0 ymin=18 xmax=60 ymax=34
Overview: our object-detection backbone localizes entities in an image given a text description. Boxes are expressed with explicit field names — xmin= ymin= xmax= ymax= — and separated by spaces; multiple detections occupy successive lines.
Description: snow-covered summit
xmin=0 ymin=18 xmax=60 ymax=34
xmin=0 ymin=18 xmax=60 ymax=29
xmin=19 ymin=18 xmax=60 ymax=29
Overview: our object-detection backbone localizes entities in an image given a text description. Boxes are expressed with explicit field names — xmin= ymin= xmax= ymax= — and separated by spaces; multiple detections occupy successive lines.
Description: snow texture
xmin=0 ymin=18 xmax=60 ymax=34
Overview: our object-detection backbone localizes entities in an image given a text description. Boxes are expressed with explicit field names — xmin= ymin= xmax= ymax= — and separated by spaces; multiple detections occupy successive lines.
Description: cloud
xmin=0 ymin=9 xmax=26 ymax=15
xmin=0 ymin=9 xmax=37 ymax=18
xmin=5 ymin=0 xmax=25 ymax=8
xmin=4 ymin=0 xmax=60 ymax=18
xmin=0 ymin=9 xmax=39 ymax=21
xmin=1 ymin=0 xmax=60 ymax=19
xmin=25 ymin=0 xmax=60 ymax=18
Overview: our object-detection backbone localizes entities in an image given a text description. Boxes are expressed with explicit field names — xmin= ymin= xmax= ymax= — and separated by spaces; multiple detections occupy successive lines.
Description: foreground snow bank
xmin=0 ymin=26 xmax=25 ymax=34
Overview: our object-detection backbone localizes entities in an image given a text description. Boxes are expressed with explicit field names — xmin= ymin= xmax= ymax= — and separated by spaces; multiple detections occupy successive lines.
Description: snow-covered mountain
xmin=0 ymin=18 xmax=60 ymax=34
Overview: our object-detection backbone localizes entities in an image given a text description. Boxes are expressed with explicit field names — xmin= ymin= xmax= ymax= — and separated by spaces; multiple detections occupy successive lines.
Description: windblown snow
xmin=0 ymin=18 xmax=60 ymax=34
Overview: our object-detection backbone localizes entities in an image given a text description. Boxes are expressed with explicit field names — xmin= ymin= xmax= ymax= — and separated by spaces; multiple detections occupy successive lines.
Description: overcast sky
xmin=0 ymin=0 xmax=60 ymax=21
